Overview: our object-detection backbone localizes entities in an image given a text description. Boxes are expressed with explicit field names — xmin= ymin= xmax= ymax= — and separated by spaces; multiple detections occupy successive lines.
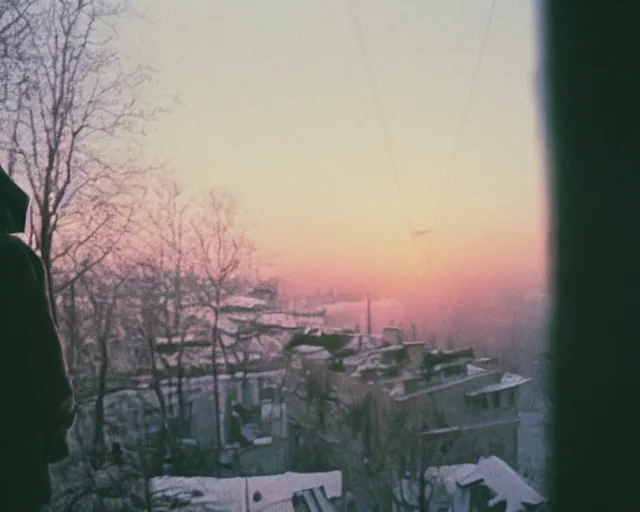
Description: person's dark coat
xmin=0 ymin=167 xmax=29 ymax=233
xmin=0 ymin=233 xmax=76 ymax=509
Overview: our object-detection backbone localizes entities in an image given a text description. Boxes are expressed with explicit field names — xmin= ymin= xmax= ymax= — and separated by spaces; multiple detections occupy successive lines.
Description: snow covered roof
xmin=249 ymin=334 xmax=284 ymax=356
xmin=151 ymin=309 xmax=324 ymax=355
xmin=474 ymin=357 xmax=498 ymax=364
xmin=457 ymin=456 xmax=545 ymax=512
xmin=155 ymin=346 xmax=224 ymax=370
xmin=422 ymin=417 xmax=520 ymax=437
xmin=393 ymin=464 xmax=476 ymax=507
xmin=466 ymin=364 xmax=487 ymax=375
xmin=220 ymin=295 xmax=268 ymax=311
xmin=258 ymin=311 xmax=325 ymax=329
xmin=292 ymin=487 xmax=338 ymax=511
xmin=466 ymin=372 xmax=531 ymax=397
xmin=218 ymin=314 xmax=242 ymax=335
xmin=174 ymin=370 xmax=285 ymax=391
xmin=150 ymin=471 xmax=342 ymax=511
xmin=370 ymin=344 xmax=406 ymax=354
xmin=304 ymin=348 xmax=334 ymax=360
xmin=247 ymin=472 xmax=341 ymax=511
xmin=227 ymin=313 xmax=259 ymax=323
xmin=292 ymin=345 xmax=327 ymax=355
xmin=393 ymin=457 xmax=544 ymax=512
xmin=155 ymin=332 xmax=209 ymax=345
xmin=387 ymin=382 xmax=405 ymax=398
xmin=425 ymin=464 xmax=477 ymax=494
xmin=151 ymin=476 xmax=244 ymax=511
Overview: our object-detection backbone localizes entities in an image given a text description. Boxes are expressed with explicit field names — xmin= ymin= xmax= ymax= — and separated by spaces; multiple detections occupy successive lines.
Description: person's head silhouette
xmin=0 ymin=166 xmax=29 ymax=234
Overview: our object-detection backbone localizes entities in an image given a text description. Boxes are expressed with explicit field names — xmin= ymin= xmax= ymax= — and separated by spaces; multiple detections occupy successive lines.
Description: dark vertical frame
xmin=543 ymin=3 xmax=640 ymax=510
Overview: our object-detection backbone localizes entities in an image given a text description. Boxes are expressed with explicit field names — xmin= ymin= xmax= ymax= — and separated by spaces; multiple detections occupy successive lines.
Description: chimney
xmin=382 ymin=327 xmax=404 ymax=346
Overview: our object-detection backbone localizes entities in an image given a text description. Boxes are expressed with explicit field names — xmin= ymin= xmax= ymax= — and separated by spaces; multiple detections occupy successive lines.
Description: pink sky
xmin=118 ymin=0 xmax=545 ymax=307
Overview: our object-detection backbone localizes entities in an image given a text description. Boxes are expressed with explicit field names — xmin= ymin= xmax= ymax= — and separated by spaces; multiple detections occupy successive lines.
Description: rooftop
xmin=393 ymin=463 xmax=476 ymax=509
xmin=458 ymin=456 xmax=546 ymax=512
xmin=466 ymin=372 xmax=531 ymax=397
xmin=292 ymin=487 xmax=338 ymax=512
xmin=150 ymin=471 xmax=342 ymax=512
xmin=392 ymin=456 xmax=545 ymax=512
xmin=289 ymin=337 xmax=531 ymax=402
xmin=220 ymin=295 xmax=269 ymax=311
xmin=150 ymin=308 xmax=333 ymax=374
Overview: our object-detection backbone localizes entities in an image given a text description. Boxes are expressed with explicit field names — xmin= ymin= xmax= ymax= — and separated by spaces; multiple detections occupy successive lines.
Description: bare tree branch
xmin=0 ymin=0 xmax=38 ymax=107
xmin=1 ymin=0 xmax=162 ymax=321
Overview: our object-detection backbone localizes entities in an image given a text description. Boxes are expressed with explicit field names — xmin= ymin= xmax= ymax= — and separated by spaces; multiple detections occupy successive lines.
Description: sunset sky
xmin=119 ymin=0 xmax=546 ymax=306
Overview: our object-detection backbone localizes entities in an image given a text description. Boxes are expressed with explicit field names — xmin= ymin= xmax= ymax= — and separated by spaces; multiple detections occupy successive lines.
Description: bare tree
xmin=58 ymin=276 xmax=82 ymax=375
xmin=138 ymin=173 xmax=202 ymax=438
xmin=138 ymin=276 xmax=175 ymax=477
xmin=286 ymin=362 xmax=460 ymax=512
xmin=191 ymin=187 xmax=253 ymax=466
xmin=0 ymin=0 xmax=36 ymax=108
xmin=136 ymin=259 xmax=201 ymax=477
xmin=56 ymin=245 xmax=145 ymax=381
xmin=385 ymin=401 xmax=460 ymax=512
xmin=57 ymin=263 xmax=94 ymax=378
xmin=1 ymin=0 xmax=158 ymax=321
xmin=78 ymin=258 xmax=129 ymax=467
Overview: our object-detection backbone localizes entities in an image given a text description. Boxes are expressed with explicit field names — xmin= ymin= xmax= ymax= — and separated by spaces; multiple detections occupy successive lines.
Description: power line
xmin=348 ymin=0 xmax=416 ymax=247
xmin=347 ymin=0 xmax=498 ymax=283
xmin=431 ymin=0 xmax=498 ymax=230
xmin=422 ymin=0 xmax=498 ymax=278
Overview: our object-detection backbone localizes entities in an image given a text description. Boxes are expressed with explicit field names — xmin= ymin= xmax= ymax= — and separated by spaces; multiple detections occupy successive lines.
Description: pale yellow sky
xmin=120 ymin=0 xmax=545 ymax=301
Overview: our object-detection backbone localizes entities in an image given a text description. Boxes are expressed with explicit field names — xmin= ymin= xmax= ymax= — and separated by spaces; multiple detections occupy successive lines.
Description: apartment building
xmin=283 ymin=333 xmax=531 ymax=509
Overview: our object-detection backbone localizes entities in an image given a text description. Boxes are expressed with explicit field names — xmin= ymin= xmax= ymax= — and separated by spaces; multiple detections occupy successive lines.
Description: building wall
xmin=237 ymin=438 xmax=290 ymax=476
xmin=421 ymin=420 xmax=520 ymax=470
xmin=403 ymin=342 xmax=426 ymax=372
xmin=391 ymin=371 xmax=504 ymax=429
xmin=189 ymin=393 xmax=221 ymax=447
xmin=300 ymin=357 xmax=517 ymax=434
xmin=179 ymin=372 xmax=286 ymax=447
xmin=393 ymin=373 xmax=521 ymax=470
xmin=288 ymin=356 xmax=519 ymax=442
xmin=285 ymin=355 xmax=524 ymax=507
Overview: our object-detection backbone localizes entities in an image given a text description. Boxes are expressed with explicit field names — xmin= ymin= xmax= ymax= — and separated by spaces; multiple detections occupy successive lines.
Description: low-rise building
xmin=392 ymin=456 xmax=546 ymax=512
xmin=283 ymin=333 xmax=531 ymax=509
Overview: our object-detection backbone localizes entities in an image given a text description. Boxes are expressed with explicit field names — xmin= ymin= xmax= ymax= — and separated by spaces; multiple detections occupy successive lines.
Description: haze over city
xmin=0 ymin=0 xmax=554 ymax=509
xmin=116 ymin=0 xmax=545 ymax=311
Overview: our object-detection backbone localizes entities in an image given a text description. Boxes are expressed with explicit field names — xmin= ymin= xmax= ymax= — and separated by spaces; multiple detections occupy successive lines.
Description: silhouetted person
xmin=0 ymin=167 xmax=76 ymax=511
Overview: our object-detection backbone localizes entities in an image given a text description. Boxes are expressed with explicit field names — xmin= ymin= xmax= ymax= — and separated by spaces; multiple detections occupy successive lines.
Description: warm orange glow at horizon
xmin=116 ymin=0 xmax=544 ymax=311
xmin=268 ymin=223 xmax=545 ymax=302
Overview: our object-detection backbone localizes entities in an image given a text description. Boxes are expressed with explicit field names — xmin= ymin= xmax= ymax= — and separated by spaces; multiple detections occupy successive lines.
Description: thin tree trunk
xmin=67 ymin=280 xmax=78 ymax=374
xmin=92 ymin=334 xmax=108 ymax=467
xmin=418 ymin=437 xmax=428 ymax=512
xmin=143 ymin=328 xmax=172 ymax=474
xmin=177 ymin=334 xmax=187 ymax=437
xmin=238 ymin=332 xmax=251 ymax=407
xmin=211 ymin=309 xmax=223 ymax=476
xmin=39 ymin=221 xmax=58 ymax=324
